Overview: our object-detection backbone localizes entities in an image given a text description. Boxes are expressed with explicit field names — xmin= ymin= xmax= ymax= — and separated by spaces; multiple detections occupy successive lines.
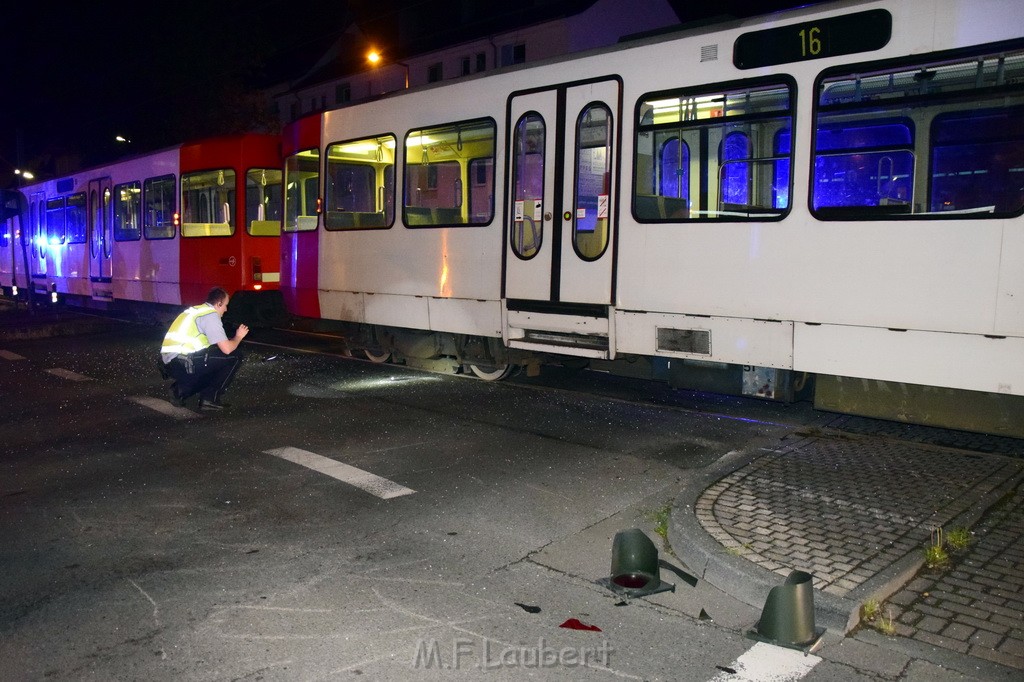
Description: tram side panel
xmin=313 ymin=81 xmax=507 ymax=339
xmin=108 ymin=149 xmax=181 ymax=306
xmin=611 ymin=0 xmax=1024 ymax=398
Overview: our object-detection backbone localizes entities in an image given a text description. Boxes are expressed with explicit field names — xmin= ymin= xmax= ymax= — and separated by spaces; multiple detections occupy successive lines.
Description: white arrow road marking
xmin=46 ymin=368 xmax=93 ymax=381
xmin=264 ymin=446 xmax=415 ymax=499
xmin=709 ymin=642 xmax=821 ymax=682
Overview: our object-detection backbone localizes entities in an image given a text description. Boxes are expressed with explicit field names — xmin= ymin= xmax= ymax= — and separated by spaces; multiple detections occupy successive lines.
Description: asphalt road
xmin=0 ymin=322 xmax=974 ymax=680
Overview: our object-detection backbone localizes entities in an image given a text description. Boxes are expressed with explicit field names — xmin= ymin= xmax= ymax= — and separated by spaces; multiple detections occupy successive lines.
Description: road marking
xmin=264 ymin=446 xmax=416 ymax=499
xmin=709 ymin=642 xmax=821 ymax=681
xmin=45 ymin=368 xmax=93 ymax=381
xmin=128 ymin=396 xmax=202 ymax=420
xmin=0 ymin=350 xmax=26 ymax=361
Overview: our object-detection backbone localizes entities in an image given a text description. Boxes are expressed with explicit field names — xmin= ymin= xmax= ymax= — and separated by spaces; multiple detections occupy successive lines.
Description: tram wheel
xmin=468 ymin=363 xmax=515 ymax=381
xmin=362 ymin=348 xmax=392 ymax=363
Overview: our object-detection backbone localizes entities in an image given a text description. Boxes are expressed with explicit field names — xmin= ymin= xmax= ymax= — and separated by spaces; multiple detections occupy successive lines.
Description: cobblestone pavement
xmin=690 ymin=428 xmax=1024 ymax=672
xmin=882 ymin=482 xmax=1024 ymax=670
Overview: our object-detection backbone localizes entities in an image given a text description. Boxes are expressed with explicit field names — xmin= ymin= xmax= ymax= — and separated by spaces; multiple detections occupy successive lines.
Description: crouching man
xmin=160 ymin=286 xmax=248 ymax=411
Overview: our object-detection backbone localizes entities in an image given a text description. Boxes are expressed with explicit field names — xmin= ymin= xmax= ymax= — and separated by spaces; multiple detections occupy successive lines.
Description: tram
xmin=279 ymin=0 xmax=1024 ymax=435
xmin=0 ymin=133 xmax=284 ymax=323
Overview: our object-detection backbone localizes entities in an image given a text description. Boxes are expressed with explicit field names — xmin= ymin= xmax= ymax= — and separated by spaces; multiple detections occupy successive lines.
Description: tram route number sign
xmin=733 ymin=9 xmax=892 ymax=70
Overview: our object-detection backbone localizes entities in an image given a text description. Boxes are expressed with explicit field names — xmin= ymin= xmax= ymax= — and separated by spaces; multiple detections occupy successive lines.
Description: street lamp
xmin=367 ymin=50 xmax=409 ymax=90
xmin=115 ymin=135 xmax=132 ymax=144
xmin=14 ymin=169 xmax=34 ymax=182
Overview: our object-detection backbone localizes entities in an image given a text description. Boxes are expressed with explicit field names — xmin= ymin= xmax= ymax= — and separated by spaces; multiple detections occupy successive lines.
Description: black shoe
xmin=200 ymin=399 xmax=225 ymax=411
xmin=168 ymin=384 xmax=185 ymax=407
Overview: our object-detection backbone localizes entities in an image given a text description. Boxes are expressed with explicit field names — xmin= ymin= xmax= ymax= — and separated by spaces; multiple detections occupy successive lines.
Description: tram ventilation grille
xmin=657 ymin=328 xmax=711 ymax=355
xmin=700 ymin=44 xmax=718 ymax=62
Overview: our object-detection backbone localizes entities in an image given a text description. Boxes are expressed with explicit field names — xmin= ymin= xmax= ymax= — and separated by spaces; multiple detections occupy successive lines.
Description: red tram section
xmin=1 ymin=133 xmax=284 ymax=324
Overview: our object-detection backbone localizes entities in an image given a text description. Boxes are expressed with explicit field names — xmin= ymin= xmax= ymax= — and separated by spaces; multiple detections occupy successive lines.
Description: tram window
xmin=324 ymin=135 xmax=395 ymax=230
xmin=284 ymin=148 xmax=320 ymax=232
xmin=181 ymin=169 xmax=235 ymax=237
xmin=65 ymin=193 xmax=87 ymax=244
xmin=813 ymin=46 xmax=1024 ymax=219
xmin=635 ymin=79 xmax=793 ymax=221
xmin=511 ymin=112 xmax=545 ymax=258
xmin=45 ymin=197 xmax=65 ymax=245
xmin=930 ymin=107 xmax=1024 ymax=215
xmin=469 ymin=158 xmax=493 ymax=223
xmin=246 ymin=168 xmax=283 ymax=236
xmin=144 ymin=175 xmax=176 ymax=239
xmin=812 ymin=119 xmax=914 ymax=212
xmin=721 ymin=132 xmax=751 ymax=205
xmin=114 ymin=182 xmax=142 ymax=241
xmin=573 ymin=104 xmax=612 ymax=260
xmin=403 ymin=118 xmax=495 ymax=227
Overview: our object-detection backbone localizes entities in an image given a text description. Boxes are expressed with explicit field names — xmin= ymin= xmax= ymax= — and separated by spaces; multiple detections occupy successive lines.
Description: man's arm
xmin=217 ymin=324 xmax=249 ymax=355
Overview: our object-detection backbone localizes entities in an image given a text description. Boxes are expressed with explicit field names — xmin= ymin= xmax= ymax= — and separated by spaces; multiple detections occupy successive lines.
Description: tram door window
xmin=813 ymin=46 xmax=1024 ymax=219
xmin=573 ymin=104 xmax=612 ymax=260
xmin=181 ymin=169 xmax=236 ymax=237
xmin=113 ymin=182 xmax=142 ymax=241
xmin=284 ymin=149 xmax=320 ymax=232
xmin=634 ymin=79 xmax=793 ymax=221
xmin=66 ymin=193 xmax=87 ymax=244
xmin=323 ymin=135 xmax=395 ymax=230
xmin=403 ymin=118 xmax=495 ymax=227
xmin=143 ymin=175 xmax=176 ymax=239
xmin=29 ymin=195 xmax=43 ymax=276
xmin=511 ymin=112 xmax=546 ymax=259
xmin=246 ymin=169 xmax=284 ymax=236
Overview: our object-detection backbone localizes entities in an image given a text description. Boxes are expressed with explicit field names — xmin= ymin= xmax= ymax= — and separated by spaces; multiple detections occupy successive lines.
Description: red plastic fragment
xmin=559 ymin=618 xmax=602 ymax=631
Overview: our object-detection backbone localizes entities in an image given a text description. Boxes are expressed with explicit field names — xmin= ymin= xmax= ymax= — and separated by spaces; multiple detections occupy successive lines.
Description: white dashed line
xmin=46 ymin=368 xmax=93 ymax=381
xmin=128 ymin=396 xmax=202 ymax=419
xmin=264 ymin=446 xmax=416 ymax=499
xmin=0 ymin=350 xmax=26 ymax=361
xmin=709 ymin=642 xmax=821 ymax=682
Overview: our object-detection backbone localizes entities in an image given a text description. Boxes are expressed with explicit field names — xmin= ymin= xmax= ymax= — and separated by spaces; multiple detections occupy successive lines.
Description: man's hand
xmin=234 ymin=323 xmax=250 ymax=341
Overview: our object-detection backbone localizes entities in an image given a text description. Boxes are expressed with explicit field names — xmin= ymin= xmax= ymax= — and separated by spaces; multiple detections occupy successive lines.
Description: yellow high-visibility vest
xmin=161 ymin=303 xmax=218 ymax=356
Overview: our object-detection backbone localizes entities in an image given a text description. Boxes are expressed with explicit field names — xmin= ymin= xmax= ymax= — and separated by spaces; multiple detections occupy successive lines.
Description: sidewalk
xmin=670 ymin=422 xmax=1024 ymax=674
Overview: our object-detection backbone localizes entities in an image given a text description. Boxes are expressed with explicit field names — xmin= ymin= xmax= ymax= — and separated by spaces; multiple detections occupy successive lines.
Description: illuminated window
xmin=114 ymin=182 xmax=142 ymax=241
xmin=574 ymin=104 xmax=612 ymax=260
xmin=144 ymin=175 xmax=176 ymax=239
xmin=181 ymin=169 xmax=235 ymax=237
xmin=635 ymin=79 xmax=792 ymax=221
xmin=65 ymin=193 xmax=87 ymax=244
xmin=246 ymin=169 xmax=283 ymax=236
xmin=45 ymin=197 xmax=66 ymax=245
xmin=324 ymin=135 xmax=395 ymax=230
xmin=284 ymin=148 xmax=320 ymax=232
xmin=813 ymin=47 xmax=1024 ymax=219
xmin=511 ymin=112 xmax=545 ymax=259
xmin=404 ymin=118 xmax=495 ymax=227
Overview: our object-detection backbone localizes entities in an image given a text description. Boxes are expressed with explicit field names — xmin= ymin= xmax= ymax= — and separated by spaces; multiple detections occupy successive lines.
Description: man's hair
xmin=206 ymin=287 xmax=229 ymax=306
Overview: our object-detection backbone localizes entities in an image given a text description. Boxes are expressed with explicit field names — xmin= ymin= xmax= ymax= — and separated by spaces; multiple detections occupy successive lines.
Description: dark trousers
xmin=166 ymin=347 xmax=242 ymax=403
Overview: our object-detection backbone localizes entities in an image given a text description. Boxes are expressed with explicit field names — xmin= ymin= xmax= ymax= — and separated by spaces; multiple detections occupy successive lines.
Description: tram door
xmin=28 ymin=192 xmax=46 ymax=280
xmin=504 ymin=79 xmax=621 ymax=358
xmin=88 ymin=178 xmax=113 ymax=299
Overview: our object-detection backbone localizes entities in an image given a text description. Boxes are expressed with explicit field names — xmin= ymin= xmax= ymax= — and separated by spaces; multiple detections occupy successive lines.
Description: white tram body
xmin=2 ymin=134 xmax=284 ymax=319
xmin=283 ymin=0 xmax=1023 ymax=429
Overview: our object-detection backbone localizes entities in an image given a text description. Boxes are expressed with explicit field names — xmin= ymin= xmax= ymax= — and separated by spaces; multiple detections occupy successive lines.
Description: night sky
xmin=0 ymin=0 xmax=811 ymax=188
